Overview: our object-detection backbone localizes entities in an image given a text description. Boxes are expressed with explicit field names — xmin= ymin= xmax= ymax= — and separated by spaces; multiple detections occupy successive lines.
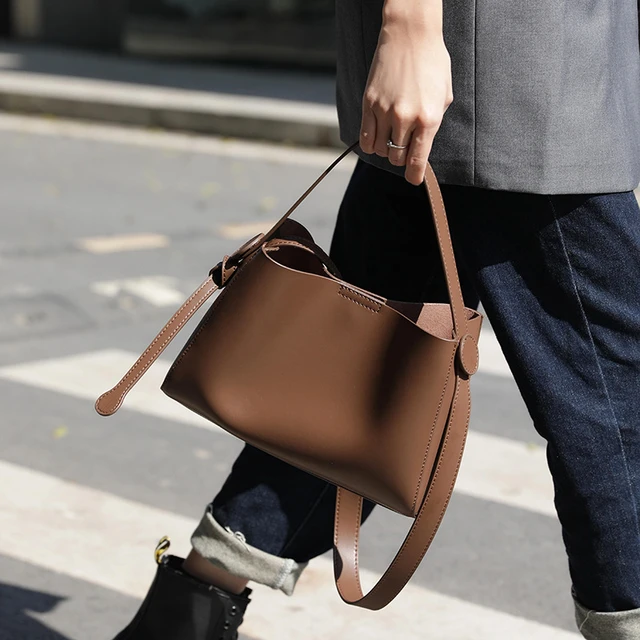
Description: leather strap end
xmin=95 ymin=388 xmax=125 ymax=416
xmin=94 ymin=276 xmax=220 ymax=418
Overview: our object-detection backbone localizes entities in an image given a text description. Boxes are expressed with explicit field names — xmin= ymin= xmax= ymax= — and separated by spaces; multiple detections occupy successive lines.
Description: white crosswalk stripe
xmin=76 ymin=234 xmax=171 ymax=255
xmin=478 ymin=328 xmax=511 ymax=378
xmin=0 ymin=348 xmax=553 ymax=519
xmin=0 ymin=459 xmax=577 ymax=639
xmin=0 ymin=349 xmax=212 ymax=430
xmin=91 ymin=277 xmax=185 ymax=307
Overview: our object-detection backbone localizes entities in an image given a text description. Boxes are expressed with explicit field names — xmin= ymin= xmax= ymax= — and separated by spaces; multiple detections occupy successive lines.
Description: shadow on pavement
xmin=0 ymin=582 xmax=71 ymax=640
xmin=0 ymin=39 xmax=336 ymax=105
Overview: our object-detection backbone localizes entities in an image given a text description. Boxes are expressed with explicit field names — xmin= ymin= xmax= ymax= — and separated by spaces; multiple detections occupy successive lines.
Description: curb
xmin=0 ymin=71 xmax=342 ymax=148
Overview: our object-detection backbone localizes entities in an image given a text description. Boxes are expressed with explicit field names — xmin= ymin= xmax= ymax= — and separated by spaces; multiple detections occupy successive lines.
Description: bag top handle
xmin=95 ymin=145 xmax=468 ymax=417
xmin=263 ymin=143 xmax=468 ymax=339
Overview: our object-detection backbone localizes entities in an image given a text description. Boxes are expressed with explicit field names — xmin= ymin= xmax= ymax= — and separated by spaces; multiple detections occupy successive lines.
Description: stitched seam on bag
xmin=355 ymin=496 xmax=363 ymax=594
xmin=416 ymin=383 xmax=471 ymax=556
xmin=424 ymin=177 xmax=465 ymax=334
xmin=374 ymin=379 xmax=470 ymax=596
xmin=403 ymin=381 xmax=471 ymax=577
xmin=338 ymin=286 xmax=381 ymax=313
xmin=334 ymin=490 xmax=343 ymax=588
xmin=334 ymin=490 xmax=364 ymax=597
xmin=377 ymin=382 xmax=467 ymax=589
xmin=334 ymin=489 xmax=340 ymax=548
xmin=96 ymin=278 xmax=216 ymax=412
xmin=411 ymin=348 xmax=457 ymax=512
xmin=168 ymin=251 xmax=262 ymax=376
xmin=266 ymin=240 xmax=306 ymax=249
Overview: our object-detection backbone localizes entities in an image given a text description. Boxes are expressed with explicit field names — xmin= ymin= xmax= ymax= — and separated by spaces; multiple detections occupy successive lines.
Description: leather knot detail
xmin=457 ymin=334 xmax=479 ymax=376
xmin=229 ymin=233 xmax=264 ymax=264
xmin=212 ymin=233 xmax=265 ymax=287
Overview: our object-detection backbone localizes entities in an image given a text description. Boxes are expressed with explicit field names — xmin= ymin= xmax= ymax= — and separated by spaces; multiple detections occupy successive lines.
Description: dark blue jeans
xmin=210 ymin=159 xmax=640 ymax=613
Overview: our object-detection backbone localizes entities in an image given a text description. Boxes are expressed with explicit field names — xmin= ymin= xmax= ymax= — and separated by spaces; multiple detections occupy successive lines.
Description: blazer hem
xmin=345 ymin=139 xmax=640 ymax=196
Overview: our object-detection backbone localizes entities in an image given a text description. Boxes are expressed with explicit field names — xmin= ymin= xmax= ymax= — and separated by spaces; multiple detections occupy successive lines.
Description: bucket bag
xmin=96 ymin=144 xmax=483 ymax=610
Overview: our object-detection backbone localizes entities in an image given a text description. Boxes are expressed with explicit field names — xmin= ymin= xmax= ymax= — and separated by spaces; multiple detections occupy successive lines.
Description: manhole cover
xmin=0 ymin=294 xmax=93 ymax=341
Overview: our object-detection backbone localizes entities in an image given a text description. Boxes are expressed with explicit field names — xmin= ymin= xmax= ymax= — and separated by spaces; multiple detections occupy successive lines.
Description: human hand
xmin=360 ymin=4 xmax=452 ymax=186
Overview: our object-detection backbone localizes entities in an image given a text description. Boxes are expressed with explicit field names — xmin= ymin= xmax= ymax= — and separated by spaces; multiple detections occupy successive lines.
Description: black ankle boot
xmin=114 ymin=539 xmax=251 ymax=640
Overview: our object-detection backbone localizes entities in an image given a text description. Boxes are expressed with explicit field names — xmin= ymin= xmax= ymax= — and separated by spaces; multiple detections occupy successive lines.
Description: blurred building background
xmin=0 ymin=0 xmax=336 ymax=67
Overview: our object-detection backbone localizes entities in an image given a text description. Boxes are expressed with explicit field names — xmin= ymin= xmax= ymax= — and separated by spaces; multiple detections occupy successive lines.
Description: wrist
xmin=382 ymin=0 xmax=443 ymax=38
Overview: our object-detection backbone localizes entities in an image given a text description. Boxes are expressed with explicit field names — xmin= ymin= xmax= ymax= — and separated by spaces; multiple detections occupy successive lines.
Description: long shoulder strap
xmin=333 ymin=374 xmax=471 ymax=610
xmin=96 ymin=145 xmax=468 ymax=416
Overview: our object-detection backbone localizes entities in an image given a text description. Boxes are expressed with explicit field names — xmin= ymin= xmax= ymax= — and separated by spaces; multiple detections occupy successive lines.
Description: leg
xmin=440 ymin=185 xmax=640 ymax=636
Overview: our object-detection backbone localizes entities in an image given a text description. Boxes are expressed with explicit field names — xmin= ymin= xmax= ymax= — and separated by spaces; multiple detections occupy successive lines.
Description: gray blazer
xmin=336 ymin=0 xmax=640 ymax=194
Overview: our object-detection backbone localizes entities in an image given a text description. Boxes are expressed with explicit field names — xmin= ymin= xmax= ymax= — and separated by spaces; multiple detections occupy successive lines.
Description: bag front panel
xmin=163 ymin=251 xmax=459 ymax=516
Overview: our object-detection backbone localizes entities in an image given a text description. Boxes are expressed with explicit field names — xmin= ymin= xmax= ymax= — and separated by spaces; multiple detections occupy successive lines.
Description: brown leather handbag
xmin=96 ymin=143 xmax=482 ymax=610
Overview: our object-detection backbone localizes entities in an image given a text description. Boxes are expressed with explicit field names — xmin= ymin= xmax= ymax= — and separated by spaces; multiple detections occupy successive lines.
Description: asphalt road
xmin=0 ymin=114 xmax=579 ymax=640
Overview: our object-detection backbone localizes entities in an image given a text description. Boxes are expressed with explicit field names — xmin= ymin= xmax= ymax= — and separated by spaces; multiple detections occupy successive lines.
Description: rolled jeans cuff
xmin=575 ymin=596 xmax=640 ymax=639
xmin=191 ymin=507 xmax=308 ymax=596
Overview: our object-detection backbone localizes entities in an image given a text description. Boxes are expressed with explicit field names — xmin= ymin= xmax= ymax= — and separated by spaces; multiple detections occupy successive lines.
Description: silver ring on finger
xmin=387 ymin=139 xmax=408 ymax=151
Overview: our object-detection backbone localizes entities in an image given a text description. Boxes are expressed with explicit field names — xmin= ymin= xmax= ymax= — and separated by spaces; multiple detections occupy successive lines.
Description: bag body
xmin=96 ymin=144 xmax=482 ymax=609
xmin=163 ymin=234 xmax=481 ymax=517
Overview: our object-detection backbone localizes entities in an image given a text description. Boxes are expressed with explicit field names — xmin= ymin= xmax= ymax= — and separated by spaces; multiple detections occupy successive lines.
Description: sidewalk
xmin=0 ymin=40 xmax=341 ymax=148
